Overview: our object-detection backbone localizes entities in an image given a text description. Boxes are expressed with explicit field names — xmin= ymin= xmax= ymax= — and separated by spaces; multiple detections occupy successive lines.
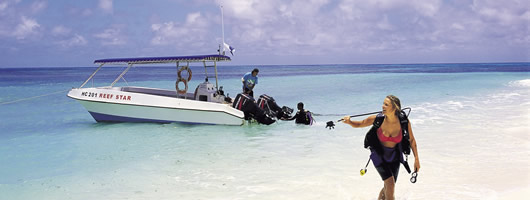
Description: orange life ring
xmin=178 ymin=67 xmax=192 ymax=82
xmin=175 ymin=78 xmax=188 ymax=94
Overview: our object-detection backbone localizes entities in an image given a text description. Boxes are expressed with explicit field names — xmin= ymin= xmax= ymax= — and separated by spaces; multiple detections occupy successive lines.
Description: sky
xmin=0 ymin=0 xmax=528 ymax=67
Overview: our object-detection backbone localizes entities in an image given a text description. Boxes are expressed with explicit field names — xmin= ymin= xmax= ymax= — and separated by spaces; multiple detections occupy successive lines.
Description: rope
xmin=0 ymin=89 xmax=70 ymax=105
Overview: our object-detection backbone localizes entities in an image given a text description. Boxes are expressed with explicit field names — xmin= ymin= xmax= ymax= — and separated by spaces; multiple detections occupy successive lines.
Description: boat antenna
xmin=220 ymin=5 xmax=226 ymax=56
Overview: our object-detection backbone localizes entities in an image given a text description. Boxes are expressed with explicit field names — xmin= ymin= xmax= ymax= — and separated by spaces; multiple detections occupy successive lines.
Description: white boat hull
xmin=67 ymin=87 xmax=245 ymax=125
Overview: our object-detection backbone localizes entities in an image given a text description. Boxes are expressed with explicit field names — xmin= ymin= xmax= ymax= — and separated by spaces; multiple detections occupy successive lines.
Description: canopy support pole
xmin=214 ymin=61 xmax=219 ymax=90
xmin=111 ymin=63 xmax=133 ymax=87
xmin=79 ymin=64 xmax=104 ymax=88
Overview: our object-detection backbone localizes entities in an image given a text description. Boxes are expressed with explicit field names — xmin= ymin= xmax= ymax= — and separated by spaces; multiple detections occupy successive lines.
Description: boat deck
xmin=120 ymin=86 xmax=195 ymax=99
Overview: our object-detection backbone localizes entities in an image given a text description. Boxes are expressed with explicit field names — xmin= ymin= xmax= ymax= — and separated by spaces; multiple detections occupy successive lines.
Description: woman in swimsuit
xmin=342 ymin=95 xmax=420 ymax=200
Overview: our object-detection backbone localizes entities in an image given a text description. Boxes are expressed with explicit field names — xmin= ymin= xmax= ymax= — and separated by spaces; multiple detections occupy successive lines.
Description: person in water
xmin=342 ymin=95 xmax=420 ymax=200
xmin=284 ymin=102 xmax=313 ymax=125
xmin=242 ymin=68 xmax=259 ymax=97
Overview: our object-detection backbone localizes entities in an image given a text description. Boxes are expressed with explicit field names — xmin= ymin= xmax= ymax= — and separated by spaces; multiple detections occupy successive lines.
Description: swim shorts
xmin=375 ymin=161 xmax=400 ymax=182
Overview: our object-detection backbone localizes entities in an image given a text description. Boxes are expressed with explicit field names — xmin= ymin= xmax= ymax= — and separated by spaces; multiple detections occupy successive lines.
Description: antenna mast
xmin=221 ymin=5 xmax=226 ymax=55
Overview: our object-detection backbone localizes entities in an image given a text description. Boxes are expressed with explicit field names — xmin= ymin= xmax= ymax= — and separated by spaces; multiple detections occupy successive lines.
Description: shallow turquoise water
xmin=0 ymin=64 xmax=529 ymax=199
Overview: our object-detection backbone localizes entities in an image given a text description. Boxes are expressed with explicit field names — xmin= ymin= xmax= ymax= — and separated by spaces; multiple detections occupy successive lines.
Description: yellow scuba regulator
xmin=360 ymin=158 xmax=371 ymax=176
xmin=360 ymin=169 xmax=367 ymax=176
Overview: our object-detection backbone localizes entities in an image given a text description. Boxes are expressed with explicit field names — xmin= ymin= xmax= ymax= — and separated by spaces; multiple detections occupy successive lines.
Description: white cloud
xmin=67 ymin=7 xmax=93 ymax=17
xmin=0 ymin=0 xmax=19 ymax=16
xmin=0 ymin=0 xmax=22 ymax=12
xmin=215 ymin=0 xmax=530 ymax=58
xmin=0 ymin=2 xmax=8 ymax=11
xmin=523 ymin=11 xmax=530 ymax=21
xmin=30 ymin=0 xmax=47 ymax=14
xmin=221 ymin=0 xmax=341 ymax=55
xmin=472 ymin=0 xmax=529 ymax=26
xmin=186 ymin=12 xmax=202 ymax=24
xmin=150 ymin=22 xmax=180 ymax=45
xmin=52 ymin=25 xmax=71 ymax=36
xmin=151 ymin=12 xmax=209 ymax=46
xmin=57 ymin=34 xmax=88 ymax=48
xmin=451 ymin=23 xmax=465 ymax=31
xmin=409 ymin=0 xmax=441 ymax=17
xmin=99 ymin=0 xmax=113 ymax=14
xmin=1 ymin=0 xmax=528 ymax=65
xmin=50 ymin=25 xmax=87 ymax=48
xmin=94 ymin=26 xmax=126 ymax=46
xmin=222 ymin=0 xmax=280 ymax=25
xmin=468 ymin=0 xmax=530 ymax=46
xmin=377 ymin=15 xmax=394 ymax=30
xmin=82 ymin=8 xmax=93 ymax=16
xmin=13 ymin=16 xmax=40 ymax=40
xmin=221 ymin=0 xmax=434 ymax=54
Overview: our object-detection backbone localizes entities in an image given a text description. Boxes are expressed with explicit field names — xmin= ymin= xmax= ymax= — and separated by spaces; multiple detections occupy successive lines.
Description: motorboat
xmin=67 ymin=54 xmax=246 ymax=125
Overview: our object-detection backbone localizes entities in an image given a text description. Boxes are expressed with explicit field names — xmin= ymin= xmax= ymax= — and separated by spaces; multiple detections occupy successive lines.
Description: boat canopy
xmin=94 ymin=54 xmax=231 ymax=65
xmin=80 ymin=54 xmax=230 ymax=89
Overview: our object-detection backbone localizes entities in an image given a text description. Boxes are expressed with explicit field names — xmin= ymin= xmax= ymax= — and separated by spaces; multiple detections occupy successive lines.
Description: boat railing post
xmin=110 ymin=63 xmax=133 ymax=87
xmin=184 ymin=61 xmax=190 ymax=99
xmin=176 ymin=61 xmax=181 ymax=98
xmin=203 ymin=61 xmax=208 ymax=81
xmin=214 ymin=61 xmax=219 ymax=90
xmin=79 ymin=63 xmax=105 ymax=88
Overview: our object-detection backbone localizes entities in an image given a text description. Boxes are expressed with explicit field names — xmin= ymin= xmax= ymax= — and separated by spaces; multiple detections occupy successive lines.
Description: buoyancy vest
xmin=304 ymin=110 xmax=314 ymax=125
xmin=364 ymin=111 xmax=412 ymax=173
xmin=290 ymin=110 xmax=313 ymax=125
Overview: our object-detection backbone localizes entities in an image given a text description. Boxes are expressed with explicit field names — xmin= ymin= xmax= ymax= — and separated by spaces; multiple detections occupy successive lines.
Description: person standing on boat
xmin=242 ymin=68 xmax=259 ymax=97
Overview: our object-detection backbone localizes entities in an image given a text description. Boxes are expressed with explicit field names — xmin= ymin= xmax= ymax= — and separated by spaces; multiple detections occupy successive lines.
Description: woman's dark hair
xmin=252 ymin=68 xmax=259 ymax=73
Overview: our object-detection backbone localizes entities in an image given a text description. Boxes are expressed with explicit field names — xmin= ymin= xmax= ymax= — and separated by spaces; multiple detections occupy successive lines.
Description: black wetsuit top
xmin=287 ymin=110 xmax=311 ymax=125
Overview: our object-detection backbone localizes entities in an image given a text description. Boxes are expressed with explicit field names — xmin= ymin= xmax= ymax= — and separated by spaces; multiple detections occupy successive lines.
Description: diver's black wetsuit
xmin=286 ymin=110 xmax=311 ymax=125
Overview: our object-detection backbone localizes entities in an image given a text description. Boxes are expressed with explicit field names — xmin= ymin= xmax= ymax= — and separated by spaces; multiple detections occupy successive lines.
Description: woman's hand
xmin=342 ymin=116 xmax=351 ymax=124
xmin=414 ymin=158 xmax=421 ymax=172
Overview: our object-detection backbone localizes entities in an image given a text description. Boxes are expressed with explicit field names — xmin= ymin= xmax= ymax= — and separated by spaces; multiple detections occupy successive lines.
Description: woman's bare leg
xmin=383 ymin=176 xmax=396 ymax=200
xmin=378 ymin=187 xmax=385 ymax=200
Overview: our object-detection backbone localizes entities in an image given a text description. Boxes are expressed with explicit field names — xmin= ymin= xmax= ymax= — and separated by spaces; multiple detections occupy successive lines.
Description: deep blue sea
xmin=1 ymin=63 xmax=529 ymax=199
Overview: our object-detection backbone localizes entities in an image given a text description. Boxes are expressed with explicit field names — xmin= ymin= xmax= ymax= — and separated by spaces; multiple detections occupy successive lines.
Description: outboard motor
xmin=257 ymin=94 xmax=293 ymax=119
xmin=281 ymin=106 xmax=294 ymax=118
xmin=233 ymin=93 xmax=275 ymax=125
